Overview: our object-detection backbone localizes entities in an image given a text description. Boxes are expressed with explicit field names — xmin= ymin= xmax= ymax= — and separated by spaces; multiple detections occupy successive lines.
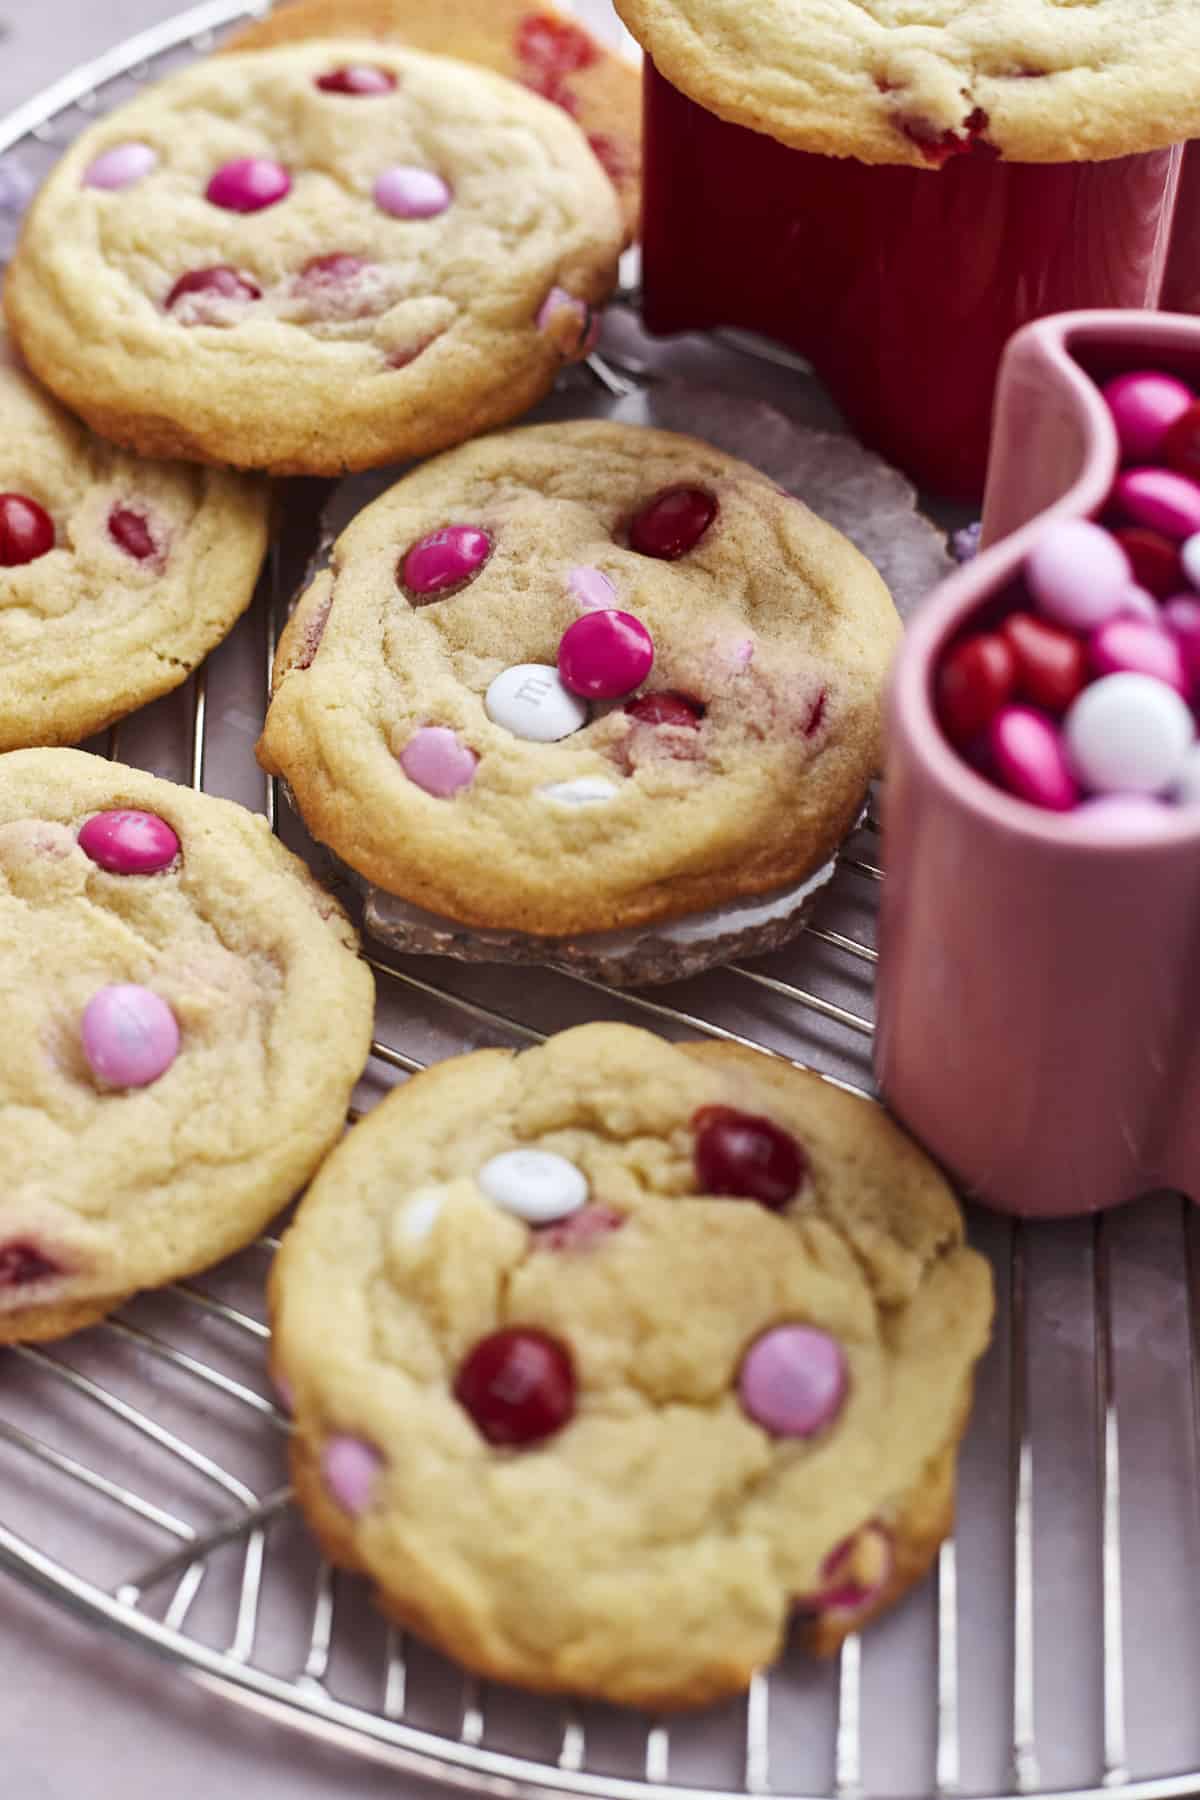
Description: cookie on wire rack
xmin=0 ymin=332 xmax=268 ymax=751
xmin=4 ymin=40 xmax=623 ymax=475
xmin=0 ymin=749 xmax=374 ymax=1346
xmin=270 ymin=1022 xmax=994 ymax=1709
xmin=222 ymin=0 xmax=643 ymax=242
xmin=257 ymin=418 xmax=901 ymax=950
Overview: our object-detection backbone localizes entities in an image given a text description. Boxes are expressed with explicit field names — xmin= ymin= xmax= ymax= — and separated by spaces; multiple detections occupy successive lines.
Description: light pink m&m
xmin=322 ymin=1435 xmax=384 ymax=1515
xmin=81 ymin=984 xmax=179 ymax=1089
xmin=738 ymin=1325 xmax=848 ymax=1438
xmin=374 ymin=166 xmax=452 ymax=219
xmin=986 ymin=706 xmax=1079 ymax=811
xmin=83 ymin=141 xmax=157 ymax=190
xmin=206 ymin=158 xmax=291 ymax=213
xmin=1102 ymin=371 xmax=1194 ymax=463
xmin=1025 ymin=519 xmax=1131 ymax=630
xmin=1114 ymin=467 xmax=1200 ymax=541
xmin=558 ymin=610 xmax=654 ymax=700
xmin=569 ymin=565 xmax=617 ymax=610
xmin=78 ymin=810 xmax=179 ymax=875
xmin=401 ymin=525 xmax=492 ymax=597
xmin=1089 ymin=617 xmax=1188 ymax=692
xmin=399 ymin=726 xmax=478 ymax=797
xmin=536 ymin=286 xmax=599 ymax=360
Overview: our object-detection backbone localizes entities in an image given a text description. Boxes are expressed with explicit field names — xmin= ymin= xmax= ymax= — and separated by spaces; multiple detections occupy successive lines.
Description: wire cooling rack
xmin=4 ymin=6 xmax=1200 ymax=1799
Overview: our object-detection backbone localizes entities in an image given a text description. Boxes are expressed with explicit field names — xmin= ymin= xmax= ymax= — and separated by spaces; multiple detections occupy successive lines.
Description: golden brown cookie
xmin=223 ymin=1 xmax=641 ymax=240
xmin=0 ymin=335 xmax=268 ymax=751
xmin=614 ymin=0 xmax=1200 ymax=166
xmin=0 ymin=748 xmax=375 ymax=1345
xmin=257 ymin=420 xmax=901 ymax=936
xmin=271 ymin=1023 xmax=994 ymax=1708
xmin=5 ymin=42 xmax=622 ymax=475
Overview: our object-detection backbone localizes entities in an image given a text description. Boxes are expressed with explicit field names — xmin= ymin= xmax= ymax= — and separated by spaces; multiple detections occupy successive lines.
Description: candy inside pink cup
xmin=877 ymin=309 xmax=1200 ymax=1218
xmin=640 ymin=62 xmax=1184 ymax=500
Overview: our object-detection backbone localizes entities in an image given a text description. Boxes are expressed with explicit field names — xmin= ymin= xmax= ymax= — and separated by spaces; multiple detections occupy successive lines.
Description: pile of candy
xmin=935 ymin=367 xmax=1200 ymax=821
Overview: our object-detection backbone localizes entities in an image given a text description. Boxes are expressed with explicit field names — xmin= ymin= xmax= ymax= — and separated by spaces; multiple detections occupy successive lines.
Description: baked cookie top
xmin=271 ymin=1024 xmax=994 ymax=1708
xmin=257 ymin=420 xmax=900 ymax=936
xmin=224 ymin=1 xmax=642 ymax=241
xmin=614 ymin=0 xmax=1200 ymax=166
xmin=0 ymin=337 xmax=268 ymax=752
xmin=5 ymin=42 xmax=623 ymax=475
xmin=0 ymin=749 xmax=374 ymax=1344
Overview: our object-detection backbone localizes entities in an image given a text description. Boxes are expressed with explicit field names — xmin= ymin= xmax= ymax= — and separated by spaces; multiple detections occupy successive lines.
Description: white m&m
xmin=1064 ymin=672 xmax=1195 ymax=795
xmin=478 ymin=1150 xmax=589 ymax=1224
xmin=485 ymin=664 xmax=587 ymax=742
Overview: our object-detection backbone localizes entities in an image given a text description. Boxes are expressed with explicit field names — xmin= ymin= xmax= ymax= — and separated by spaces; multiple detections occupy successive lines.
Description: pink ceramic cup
xmin=876 ymin=310 xmax=1200 ymax=1219
xmin=640 ymin=61 xmax=1184 ymax=502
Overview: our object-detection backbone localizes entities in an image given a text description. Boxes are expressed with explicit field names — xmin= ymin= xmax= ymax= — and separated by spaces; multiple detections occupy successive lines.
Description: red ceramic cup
xmin=640 ymin=60 xmax=1185 ymax=501
xmin=876 ymin=310 xmax=1200 ymax=1219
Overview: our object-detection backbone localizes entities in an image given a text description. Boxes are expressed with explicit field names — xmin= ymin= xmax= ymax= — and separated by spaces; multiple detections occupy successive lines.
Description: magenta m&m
xmin=1102 ymin=371 xmax=1193 ymax=463
xmin=401 ymin=525 xmax=491 ymax=597
xmin=78 ymin=810 xmax=179 ymax=874
xmin=558 ymin=609 xmax=654 ymax=700
xmin=206 ymin=157 xmax=291 ymax=213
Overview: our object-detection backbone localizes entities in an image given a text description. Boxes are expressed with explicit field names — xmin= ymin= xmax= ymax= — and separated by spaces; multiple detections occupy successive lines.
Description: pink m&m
xmin=558 ymin=610 xmax=654 ymax=700
xmin=78 ymin=810 xmax=179 ymax=875
xmin=536 ymin=287 xmax=599 ymax=360
xmin=81 ymin=984 xmax=179 ymax=1089
xmin=374 ymin=166 xmax=452 ymax=219
xmin=83 ymin=141 xmax=157 ymax=190
xmin=738 ymin=1325 xmax=848 ymax=1438
xmin=1102 ymin=371 xmax=1194 ymax=463
xmin=1090 ymin=617 xmax=1188 ymax=693
xmin=401 ymin=525 xmax=492 ymax=597
xmin=399 ymin=726 xmax=477 ymax=797
xmin=1025 ymin=519 xmax=1131 ymax=630
xmin=1113 ymin=467 xmax=1200 ymax=541
xmin=206 ymin=158 xmax=291 ymax=214
xmin=986 ymin=706 xmax=1079 ymax=811
xmin=322 ymin=1435 xmax=384 ymax=1515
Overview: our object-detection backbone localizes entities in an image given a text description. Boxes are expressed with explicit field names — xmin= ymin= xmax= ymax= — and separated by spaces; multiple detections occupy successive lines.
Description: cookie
xmin=270 ymin=1022 xmax=994 ymax=1708
xmin=4 ymin=42 xmax=623 ymax=476
xmin=0 ymin=335 xmax=268 ymax=751
xmin=223 ymin=2 xmax=642 ymax=241
xmin=257 ymin=420 xmax=901 ymax=936
xmin=613 ymin=0 xmax=1200 ymax=166
xmin=0 ymin=748 xmax=375 ymax=1345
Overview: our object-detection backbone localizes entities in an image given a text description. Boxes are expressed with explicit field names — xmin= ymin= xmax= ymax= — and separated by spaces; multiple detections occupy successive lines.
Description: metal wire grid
xmin=2 ymin=7 xmax=1200 ymax=1799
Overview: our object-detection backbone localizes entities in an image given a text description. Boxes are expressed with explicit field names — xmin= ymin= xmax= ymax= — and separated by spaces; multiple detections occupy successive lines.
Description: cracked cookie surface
xmin=0 ymin=337 xmax=268 ymax=750
xmin=271 ymin=1023 xmax=994 ymax=1708
xmin=0 ymin=748 xmax=374 ymax=1345
xmin=614 ymin=0 xmax=1200 ymax=165
xmin=5 ymin=41 xmax=623 ymax=474
xmin=223 ymin=0 xmax=642 ymax=242
xmin=256 ymin=420 xmax=900 ymax=936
